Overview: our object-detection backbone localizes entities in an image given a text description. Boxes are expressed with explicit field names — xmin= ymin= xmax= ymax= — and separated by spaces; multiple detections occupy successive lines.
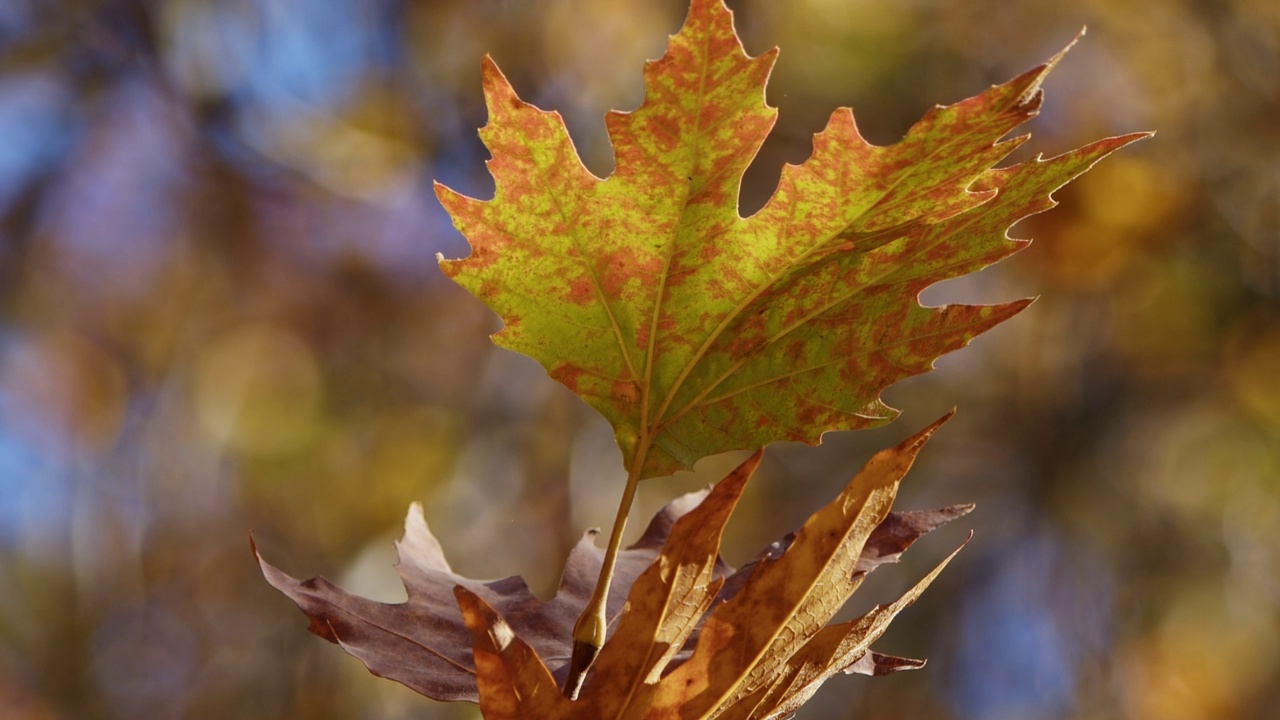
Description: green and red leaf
xmin=437 ymin=0 xmax=1148 ymax=480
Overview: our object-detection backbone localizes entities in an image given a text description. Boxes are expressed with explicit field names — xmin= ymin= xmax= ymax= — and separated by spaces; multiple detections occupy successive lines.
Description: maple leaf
xmin=260 ymin=0 xmax=1150 ymax=715
xmin=436 ymin=0 xmax=1148 ymax=482
xmin=254 ymin=418 xmax=970 ymax=707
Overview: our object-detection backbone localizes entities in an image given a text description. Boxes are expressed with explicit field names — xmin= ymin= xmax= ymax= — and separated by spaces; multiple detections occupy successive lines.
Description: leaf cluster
xmin=257 ymin=0 xmax=1146 ymax=716
xmin=257 ymin=417 xmax=969 ymax=717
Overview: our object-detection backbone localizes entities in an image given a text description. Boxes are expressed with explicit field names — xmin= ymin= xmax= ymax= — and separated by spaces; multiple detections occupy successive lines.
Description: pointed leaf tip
xmin=1017 ymin=29 xmax=1087 ymax=108
xmin=892 ymin=409 xmax=955 ymax=459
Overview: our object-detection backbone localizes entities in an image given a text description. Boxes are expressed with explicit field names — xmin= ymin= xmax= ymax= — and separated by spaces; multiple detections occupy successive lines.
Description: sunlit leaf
xmin=255 ymin=449 xmax=967 ymax=707
xmin=437 ymin=0 xmax=1148 ymax=481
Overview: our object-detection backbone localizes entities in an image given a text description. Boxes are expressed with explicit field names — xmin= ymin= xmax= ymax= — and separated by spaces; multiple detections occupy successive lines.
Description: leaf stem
xmin=564 ymin=457 xmax=644 ymax=698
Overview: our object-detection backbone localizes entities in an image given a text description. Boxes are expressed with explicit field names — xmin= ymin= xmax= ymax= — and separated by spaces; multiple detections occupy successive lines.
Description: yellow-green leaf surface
xmin=437 ymin=0 xmax=1147 ymax=480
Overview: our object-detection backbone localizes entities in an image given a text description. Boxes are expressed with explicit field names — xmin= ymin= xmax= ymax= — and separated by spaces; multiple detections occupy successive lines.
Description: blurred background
xmin=0 ymin=0 xmax=1276 ymax=718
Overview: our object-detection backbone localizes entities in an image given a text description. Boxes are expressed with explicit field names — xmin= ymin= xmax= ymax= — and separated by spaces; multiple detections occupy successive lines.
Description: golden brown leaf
xmin=620 ymin=413 xmax=954 ymax=718
xmin=455 ymin=586 xmax=570 ymax=718
xmin=257 ymin=417 xmax=968 ymax=716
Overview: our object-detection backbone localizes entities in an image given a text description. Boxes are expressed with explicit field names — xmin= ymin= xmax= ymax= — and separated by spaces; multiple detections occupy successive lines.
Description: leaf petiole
xmin=564 ymin=459 xmax=644 ymax=698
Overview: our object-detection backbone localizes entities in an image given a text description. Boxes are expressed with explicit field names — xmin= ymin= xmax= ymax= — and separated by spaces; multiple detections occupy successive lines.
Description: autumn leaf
xmin=254 ymin=428 xmax=970 ymax=707
xmin=260 ymin=0 xmax=1150 ymax=715
xmin=453 ymin=413 xmax=960 ymax=719
xmin=253 ymin=494 xmax=683 ymax=702
xmin=436 ymin=0 xmax=1149 ymax=482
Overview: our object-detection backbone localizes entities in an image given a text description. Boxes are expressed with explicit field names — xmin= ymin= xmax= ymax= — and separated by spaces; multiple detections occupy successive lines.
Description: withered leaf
xmin=591 ymin=413 xmax=957 ymax=719
xmin=254 ymin=498 xmax=668 ymax=701
xmin=255 ymin=426 xmax=967 ymax=708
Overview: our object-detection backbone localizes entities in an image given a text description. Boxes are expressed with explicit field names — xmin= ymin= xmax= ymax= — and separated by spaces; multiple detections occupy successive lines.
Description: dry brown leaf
xmin=254 ymin=495 xmax=678 ymax=700
xmin=590 ymin=412 xmax=955 ymax=719
xmin=256 ymin=418 xmax=966 ymax=713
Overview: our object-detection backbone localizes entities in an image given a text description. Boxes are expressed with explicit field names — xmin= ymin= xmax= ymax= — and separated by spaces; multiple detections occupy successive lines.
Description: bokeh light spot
xmin=193 ymin=324 xmax=323 ymax=457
